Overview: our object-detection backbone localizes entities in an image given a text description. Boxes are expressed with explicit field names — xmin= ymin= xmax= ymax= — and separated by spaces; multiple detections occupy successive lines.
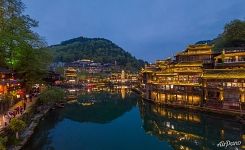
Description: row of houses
xmin=51 ymin=59 xmax=120 ymax=74
xmin=63 ymin=67 xmax=138 ymax=86
xmin=0 ymin=67 xmax=23 ymax=96
xmin=0 ymin=67 xmax=25 ymax=113
xmin=139 ymin=44 xmax=245 ymax=112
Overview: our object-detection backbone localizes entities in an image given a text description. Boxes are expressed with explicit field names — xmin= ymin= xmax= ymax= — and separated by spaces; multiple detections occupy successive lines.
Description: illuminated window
xmin=232 ymin=83 xmax=237 ymax=87
xmin=238 ymin=83 xmax=242 ymax=87
xmin=227 ymin=83 xmax=231 ymax=87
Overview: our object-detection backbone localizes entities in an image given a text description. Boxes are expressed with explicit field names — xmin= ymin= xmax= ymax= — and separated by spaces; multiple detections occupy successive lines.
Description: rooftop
xmin=175 ymin=44 xmax=214 ymax=57
xmin=202 ymin=69 xmax=245 ymax=79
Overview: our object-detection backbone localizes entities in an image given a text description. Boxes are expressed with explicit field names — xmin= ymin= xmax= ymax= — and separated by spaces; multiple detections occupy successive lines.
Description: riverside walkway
xmin=0 ymin=98 xmax=36 ymax=131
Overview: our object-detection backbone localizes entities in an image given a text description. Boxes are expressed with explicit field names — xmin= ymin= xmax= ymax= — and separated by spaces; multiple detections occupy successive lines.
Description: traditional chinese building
xmin=201 ymin=50 xmax=245 ymax=111
xmin=64 ymin=67 xmax=78 ymax=84
xmin=109 ymin=70 xmax=139 ymax=86
xmin=139 ymin=44 xmax=245 ymax=113
xmin=214 ymin=50 xmax=245 ymax=69
xmin=175 ymin=44 xmax=214 ymax=64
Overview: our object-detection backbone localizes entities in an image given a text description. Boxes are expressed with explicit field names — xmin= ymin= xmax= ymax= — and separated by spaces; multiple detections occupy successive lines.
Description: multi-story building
xmin=175 ymin=44 xmax=214 ymax=66
xmin=202 ymin=69 xmax=245 ymax=111
xmin=202 ymin=50 xmax=245 ymax=111
xmin=64 ymin=67 xmax=78 ymax=84
xmin=140 ymin=44 xmax=245 ymax=113
xmin=214 ymin=50 xmax=245 ymax=69
xmin=65 ymin=59 xmax=115 ymax=74
xmin=109 ymin=70 xmax=139 ymax=85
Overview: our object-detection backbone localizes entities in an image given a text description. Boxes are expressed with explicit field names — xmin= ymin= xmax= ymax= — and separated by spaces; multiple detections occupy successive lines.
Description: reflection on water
xmin=63 ymin=89 xmax=136 ymax=124
xmin=139 ymin=100 xmax=245 ymax=150
xmin=24 ymin=87 xmax=244 ymax=150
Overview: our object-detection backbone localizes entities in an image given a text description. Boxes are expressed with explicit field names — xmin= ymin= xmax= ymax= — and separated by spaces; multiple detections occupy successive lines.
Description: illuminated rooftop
xmin=202 ymin=69 xmax=245 ymax=79
xmin=176 ymin=44 xmax=213 ymax=56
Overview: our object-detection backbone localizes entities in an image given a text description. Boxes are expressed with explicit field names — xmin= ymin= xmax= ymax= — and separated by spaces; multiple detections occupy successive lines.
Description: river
xmin=24 ymin=88 xmax=244 ymax=150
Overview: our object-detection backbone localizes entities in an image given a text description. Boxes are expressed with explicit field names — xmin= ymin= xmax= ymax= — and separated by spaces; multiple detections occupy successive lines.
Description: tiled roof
xmin=202 ymin=69 xmax=245 ymax=79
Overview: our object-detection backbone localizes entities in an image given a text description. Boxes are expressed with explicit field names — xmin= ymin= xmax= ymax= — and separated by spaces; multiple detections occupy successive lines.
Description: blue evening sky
xmin=23 ymin=0 xmax=245 ymax=62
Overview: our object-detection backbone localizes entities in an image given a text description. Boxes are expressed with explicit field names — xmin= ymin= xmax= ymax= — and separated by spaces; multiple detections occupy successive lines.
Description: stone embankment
xmin=9 ymin=106 xmax=51 ymax=150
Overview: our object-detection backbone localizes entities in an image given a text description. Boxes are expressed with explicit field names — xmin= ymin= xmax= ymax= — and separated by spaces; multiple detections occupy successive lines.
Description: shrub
xmin=0 ymin=136 xmax=7 ymax=150
xmin=37 ymin=87 xmax=65 ymax=105
xmin=9 ymin=118 xmax=26 ymax=140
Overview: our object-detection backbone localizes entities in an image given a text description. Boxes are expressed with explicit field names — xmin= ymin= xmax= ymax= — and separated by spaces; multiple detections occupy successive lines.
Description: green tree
xmin=0 ymin=0 xmax=52 ymax=89
xmin=214 ymin=19 xmax=245 ymax=51
xmin=37 ymin=87 xmax=65 ymax=105
xmin=16 ymin=48 xmax=52 ymax=91
xmin=9 ymin=118 xmax=26 ymax=140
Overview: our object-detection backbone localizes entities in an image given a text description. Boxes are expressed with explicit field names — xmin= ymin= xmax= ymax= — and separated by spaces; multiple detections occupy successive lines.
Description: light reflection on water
xmin=24 ymin=88 xmax=244 ymax=150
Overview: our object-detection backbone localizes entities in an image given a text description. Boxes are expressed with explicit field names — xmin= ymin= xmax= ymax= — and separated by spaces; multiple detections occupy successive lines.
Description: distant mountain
xmin=49 ymin=37 xmax=147 ymax=72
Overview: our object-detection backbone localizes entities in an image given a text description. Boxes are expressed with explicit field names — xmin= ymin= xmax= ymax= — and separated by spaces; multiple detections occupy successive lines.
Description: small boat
xmin=55 ymin=103 xmax=65 ymax=108
xmin=81 ymin=102 xmax=94 ymax=106
xmin=57 ymin=104 xmax=65 ymax=108
xmin=57 ymin=105 xmax=65 ymax=108
xmin=59 ymin=103 xmax=65 ymax=106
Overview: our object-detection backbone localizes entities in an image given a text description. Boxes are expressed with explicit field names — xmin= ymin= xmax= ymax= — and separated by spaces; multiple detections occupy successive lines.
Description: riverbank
xmin=132 ymin=88 xmax=245 ymax=119
xmin=0 ymin=100 xmax=34 ymax=133
xmin=1 ymin=87 xmax=65 ymax=150
xmin=7 ymin=105 xmax=52 ymax=150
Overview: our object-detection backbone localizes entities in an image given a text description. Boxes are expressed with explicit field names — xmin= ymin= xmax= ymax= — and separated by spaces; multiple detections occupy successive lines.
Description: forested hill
xmin=195 ymin=19 xmax=245 ymax=51
xmin=49 ymin=36 xmax=147 ymax=72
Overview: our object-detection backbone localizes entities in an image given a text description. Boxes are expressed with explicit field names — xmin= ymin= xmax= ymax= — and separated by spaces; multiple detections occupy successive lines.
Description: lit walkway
xmin=0 ymin=98 xmax=36 ymax=131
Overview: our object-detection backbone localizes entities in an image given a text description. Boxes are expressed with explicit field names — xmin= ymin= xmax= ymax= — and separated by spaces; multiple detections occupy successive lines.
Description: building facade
xmin=64 ymin=67 xmax=78 ymax=84
xmin=140 ymin=44 xmax=245 ymax=113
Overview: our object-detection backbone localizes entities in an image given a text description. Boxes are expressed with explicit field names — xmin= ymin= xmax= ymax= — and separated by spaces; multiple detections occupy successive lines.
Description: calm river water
xmin=24 ymin=88 xmax=244 ymax=150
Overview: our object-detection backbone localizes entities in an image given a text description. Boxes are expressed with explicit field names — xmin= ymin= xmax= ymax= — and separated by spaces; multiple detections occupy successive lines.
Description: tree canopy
xmin=213 ymin=19 xmax=245 ymax=51
xmin=37 ymin=87 xmax=65 ymax=105
xmin=49 ymin=37 xmax=147 ymax=72
xmin=9 ymin=118 xmax=26 ymax=139
xmin=0 ymin=0 xmax=52 ymax=88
